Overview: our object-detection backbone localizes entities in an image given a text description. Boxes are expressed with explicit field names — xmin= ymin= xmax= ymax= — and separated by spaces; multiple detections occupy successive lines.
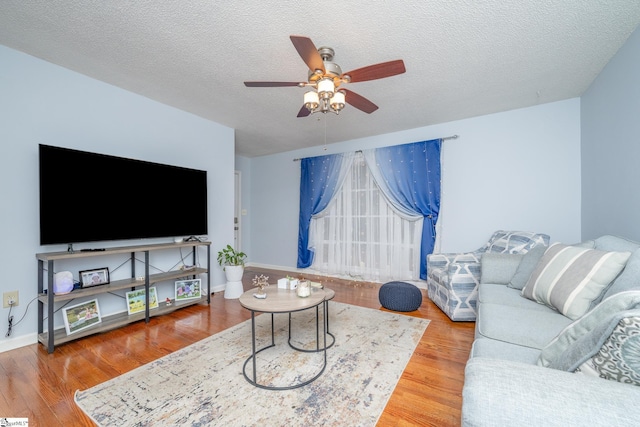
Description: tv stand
xmin=36 ymin=240 xmax=211 ymax=353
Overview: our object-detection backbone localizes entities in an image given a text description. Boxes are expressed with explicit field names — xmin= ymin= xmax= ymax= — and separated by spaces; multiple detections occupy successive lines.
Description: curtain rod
xmin=292 ymin=134 xmax=459 ymax=161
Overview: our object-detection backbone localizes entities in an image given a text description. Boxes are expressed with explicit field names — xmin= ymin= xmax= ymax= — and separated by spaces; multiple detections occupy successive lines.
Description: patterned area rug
xmin=75 ymin=302 xmax=429 ymax=426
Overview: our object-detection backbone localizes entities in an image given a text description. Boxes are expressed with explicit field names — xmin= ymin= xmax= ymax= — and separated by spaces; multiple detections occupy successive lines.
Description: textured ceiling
xmin=1 ymin=1 xmax=639 ymax=157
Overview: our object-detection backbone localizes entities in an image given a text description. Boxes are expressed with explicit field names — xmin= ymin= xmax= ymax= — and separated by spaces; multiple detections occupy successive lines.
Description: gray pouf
xmin=378 ymin=281 xmax=422 ymax=312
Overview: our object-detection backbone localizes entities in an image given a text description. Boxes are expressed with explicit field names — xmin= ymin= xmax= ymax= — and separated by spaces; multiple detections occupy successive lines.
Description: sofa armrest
xmin=426 ymin=252 xmax=483 ymax=321
xmin=462 ymin=358 xmax=640 ymax=427
xmin=427 ymin=252 xmax=483 ymax=321
xmin=427 ymin=252 xmax=481 ymax=270
xmin=427 ymin=252 xmax=482 ymax=278
xmin=426 ymin=253 xmax=482 ymax=295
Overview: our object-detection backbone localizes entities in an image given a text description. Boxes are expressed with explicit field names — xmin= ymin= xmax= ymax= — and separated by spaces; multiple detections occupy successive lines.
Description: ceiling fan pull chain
xmin=324 ymin=114 xmax=328 ymax=151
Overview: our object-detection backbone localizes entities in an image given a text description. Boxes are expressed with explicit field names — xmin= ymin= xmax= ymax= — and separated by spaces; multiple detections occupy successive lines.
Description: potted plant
xmin=217 ymin=244 xmax=247 ymax=268
xmin=217 ymin=244 xmax=247 ymax=298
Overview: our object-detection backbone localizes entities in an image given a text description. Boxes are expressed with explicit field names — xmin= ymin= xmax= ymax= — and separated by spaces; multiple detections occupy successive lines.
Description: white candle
xmin=297 ymin=281 xmax=311 ymax=297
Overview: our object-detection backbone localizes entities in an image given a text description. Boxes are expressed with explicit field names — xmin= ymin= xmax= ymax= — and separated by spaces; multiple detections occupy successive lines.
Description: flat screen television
xmin=39 ymin=144 xmax=208 ymax=246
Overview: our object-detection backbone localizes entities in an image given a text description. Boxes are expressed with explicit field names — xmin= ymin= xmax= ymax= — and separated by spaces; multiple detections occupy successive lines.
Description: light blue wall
xmin=0 ymin=45 xmax=235 ymax=351
xmin=581 ymin=27 xmax=640 ymax=241
xmin=239 ymin=98 xmax=582 ymax=271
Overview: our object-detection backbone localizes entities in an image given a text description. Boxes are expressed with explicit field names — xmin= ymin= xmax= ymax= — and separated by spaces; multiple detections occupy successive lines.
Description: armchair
xmin=426 ymin=230 xmax=550 ymax=321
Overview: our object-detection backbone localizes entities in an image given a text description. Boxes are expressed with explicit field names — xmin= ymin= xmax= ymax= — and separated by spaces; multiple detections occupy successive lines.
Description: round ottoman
xmin=378 ymin=281 xmax=422 ymax=312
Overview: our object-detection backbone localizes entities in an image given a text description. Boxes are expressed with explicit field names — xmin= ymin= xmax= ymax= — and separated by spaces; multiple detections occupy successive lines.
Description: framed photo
xmin=79 ymin=267 xmax=110 ymax=288
xmin=62 ymin=299 xmax=102 ymax=335
xmin=175 ymin=279 xmax=202 ymax=302
xmin=125 ymin=287 xmax=159 ymax=315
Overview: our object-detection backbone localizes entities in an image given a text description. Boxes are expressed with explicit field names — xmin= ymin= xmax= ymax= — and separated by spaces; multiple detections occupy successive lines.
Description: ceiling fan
xmin=244 ymin=35 xmax=406 ymax=117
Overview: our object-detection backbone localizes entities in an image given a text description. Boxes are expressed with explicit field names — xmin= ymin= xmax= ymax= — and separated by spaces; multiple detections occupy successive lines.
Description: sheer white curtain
xmin=308 ymin=153 xmax=423 ymax=282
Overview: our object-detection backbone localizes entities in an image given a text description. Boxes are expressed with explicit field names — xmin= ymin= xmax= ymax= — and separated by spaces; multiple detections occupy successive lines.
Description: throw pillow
xmin=538 ymin=291 xmax=640 ymax=369
xmin=599 ymin=248 xmax=640 ymax=303
xmin=480 ymin=253 xmax=524 ymax=285
xmin=522 ymin=243 xmax=631 ymax=320
xmin=574 ymin=315 xmax=640 ymax=386
xmin=508 ymin=245 xmax=546 ymax=290
xmin=509 ymin=241 xmax=595 ymax=291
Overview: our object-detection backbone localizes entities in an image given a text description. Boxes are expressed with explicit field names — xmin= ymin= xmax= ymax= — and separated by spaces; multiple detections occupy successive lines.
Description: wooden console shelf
xmin=36 ymin=241 xmax=211 ymax=353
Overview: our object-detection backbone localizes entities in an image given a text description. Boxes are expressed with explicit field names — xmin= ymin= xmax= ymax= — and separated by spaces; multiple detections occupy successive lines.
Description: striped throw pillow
xmin=522 ymin=243 xmax=631 ymax=320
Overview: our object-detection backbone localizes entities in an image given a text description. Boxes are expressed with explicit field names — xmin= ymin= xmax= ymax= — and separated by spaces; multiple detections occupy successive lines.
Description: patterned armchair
xmin=426 ymin=230 xmax=550 ymax=321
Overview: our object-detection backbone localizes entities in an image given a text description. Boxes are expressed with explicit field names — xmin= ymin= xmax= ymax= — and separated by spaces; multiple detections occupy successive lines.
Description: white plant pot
xmin=224 ymin=265 xmax=244 ymax=282
xmin=224 ymin=265 xmax=244 ymax=299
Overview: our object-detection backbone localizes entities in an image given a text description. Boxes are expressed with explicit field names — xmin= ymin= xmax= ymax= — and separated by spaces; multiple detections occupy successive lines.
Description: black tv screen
xmin=39 ymin=144 xmax=208 ymax=245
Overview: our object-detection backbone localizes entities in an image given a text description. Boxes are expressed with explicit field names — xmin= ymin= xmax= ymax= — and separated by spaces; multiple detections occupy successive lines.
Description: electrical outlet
xmin=3 ymin=291 xmax=19 ymax=308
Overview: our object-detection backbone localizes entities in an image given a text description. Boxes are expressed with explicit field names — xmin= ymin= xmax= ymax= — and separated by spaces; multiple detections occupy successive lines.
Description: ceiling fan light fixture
xmin=317 ymin=78 xmax=335 ymax=100
xmin=330 ymin=90 xmax=345 ymax=112
xmin=304 ymin=90 xmax=319 ymax=111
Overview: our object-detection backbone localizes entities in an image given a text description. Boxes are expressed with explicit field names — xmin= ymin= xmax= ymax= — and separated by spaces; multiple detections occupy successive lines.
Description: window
xmin=309 ymin=154 xmax=422 ymax=282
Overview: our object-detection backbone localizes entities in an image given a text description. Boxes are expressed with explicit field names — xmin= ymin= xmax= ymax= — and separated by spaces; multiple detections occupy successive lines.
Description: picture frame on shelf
xmin=125 ymin=287 xmax=159 ymax=315
xmin=62 ymin=299 xmax=102 ymax=335
xmin=175 ymin=279 xmax=201 ymax=302
xmin=79 ymin=267 xmax=110 ymax=288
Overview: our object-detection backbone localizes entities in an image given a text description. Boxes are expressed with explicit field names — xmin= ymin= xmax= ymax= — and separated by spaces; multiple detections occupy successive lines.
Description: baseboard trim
xmin=210 ymin=284 xmax=226 ymax=293
xmin=0 ymin=333 xmax=37 ymax=353
xmin=244 ymin=263 xmax=427 ymax=290
xmin=244 ymin=262 xmax=307 ymax=275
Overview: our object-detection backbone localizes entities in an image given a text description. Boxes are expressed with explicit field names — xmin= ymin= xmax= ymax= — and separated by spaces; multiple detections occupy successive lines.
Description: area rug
xmin=75 ymin=302 xmax=429 ymax=426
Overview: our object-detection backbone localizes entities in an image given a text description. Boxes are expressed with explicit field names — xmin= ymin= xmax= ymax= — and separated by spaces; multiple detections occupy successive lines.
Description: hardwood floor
xmin=0 ymin=267 xmax=474 ymax=426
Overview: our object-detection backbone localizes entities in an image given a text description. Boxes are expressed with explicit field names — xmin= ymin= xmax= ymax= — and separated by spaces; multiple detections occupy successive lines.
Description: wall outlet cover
xmin=3 ymin=291 xmax=19 ymax=308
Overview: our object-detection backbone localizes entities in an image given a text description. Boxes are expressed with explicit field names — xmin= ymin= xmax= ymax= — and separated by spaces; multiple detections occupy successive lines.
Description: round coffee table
xmin=239 ymin=287 xmax=329 ymax=390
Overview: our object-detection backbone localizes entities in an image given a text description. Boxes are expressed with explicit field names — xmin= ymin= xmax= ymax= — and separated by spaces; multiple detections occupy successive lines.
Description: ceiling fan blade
xmin=290 ymin=35 xmax=325 ymax=73
xmin=343 ymin=89 xmax=378 ymax=114
xmin=244 ymin=81 xmax=300 ymax=87
xmin=343 ymin=60 xmax=406 ymax=83
xmin=297 ymin=105 xmax=311 ymax=118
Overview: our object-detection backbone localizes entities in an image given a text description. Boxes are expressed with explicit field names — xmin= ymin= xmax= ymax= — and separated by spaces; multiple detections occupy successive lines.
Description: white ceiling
xmin=1 ymin=1 xmax=639 ymax=157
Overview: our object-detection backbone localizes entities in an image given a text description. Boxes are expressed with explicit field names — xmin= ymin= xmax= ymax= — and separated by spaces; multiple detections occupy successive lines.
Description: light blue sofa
xmin=461 ymin=235 xmax=640 ymax=426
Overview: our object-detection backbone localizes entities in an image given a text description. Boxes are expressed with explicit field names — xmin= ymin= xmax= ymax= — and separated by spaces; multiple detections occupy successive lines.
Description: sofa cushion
xmin=593 ymin=236 xmax=640 ymax=304
xmin=477 ymin=303 xmax=572 ymax=349
xmin=594 ymin=235 xmax=640 ymax=253
xmin=508 ymin=245 xmax=547 ymax=290
xmin=480 ymin=253 xmax=524 ymax=284
xmin=479 ymin=284 xmax=557 ymax=312
xmin=470 ymin=337 xmax=541 ymax=364
xmin=575 ymin=313 xmax=640 ymax=386
xmin=600 ymin=248 xmax=640 ymax=302
xmin=522 ymin=243 xmax=631 ymax=320
xmin=537 ymin=291 xmax=640 ymax=369
xmin=462 ymin=358 xmax=640 ymax=427
xmin=577 ymin=239 xmax=596 ymax=249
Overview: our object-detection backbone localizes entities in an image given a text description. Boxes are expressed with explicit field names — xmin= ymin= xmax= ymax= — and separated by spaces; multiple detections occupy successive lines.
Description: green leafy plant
xmin=216 ymin=244 xmax=247 ymax=268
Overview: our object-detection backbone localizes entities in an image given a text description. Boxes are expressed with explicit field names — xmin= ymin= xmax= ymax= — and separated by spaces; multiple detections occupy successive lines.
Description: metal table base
xmin=242 ymin=305 xmax=327 ymax=390
xmin=288 ymin=295 xmax=335 ymax=352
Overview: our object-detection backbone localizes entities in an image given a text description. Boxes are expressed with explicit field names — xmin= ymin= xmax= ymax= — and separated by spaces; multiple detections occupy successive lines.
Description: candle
xmin=297 ymin=281 xmax=311 ymax=297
